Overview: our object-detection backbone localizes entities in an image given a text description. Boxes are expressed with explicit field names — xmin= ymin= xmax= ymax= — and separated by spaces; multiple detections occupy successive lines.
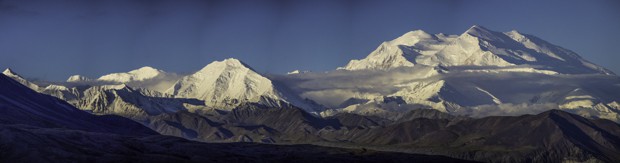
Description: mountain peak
xmin=2 ymin=68 xmax=28 ymax=80
xmin=388 ymin=29 xmax=434 ymax=46
xmin=467 ymin=24 xmax=484 ymax=29
xmin=168 ymin=58 xmax=285 ymax=110
xmin=465 ymin=25 xmax=490 ymax=32
xmin=340 ymin=25 xmax=612 ymax=74
xmin=101 ymin=84 xmax=130 ymax=90
xmin=199 ymin=58 xmax=256 ymax=72
xmin=168 ymin=58 xmax=323 ymax=113
xmin=128 ymin=66 xmax=163 ymax=75
xmin=98 ymin=66 xmax=165 ymax=83
xmin=223 ymin=58 xmax=252 ymax=68
xmin=3 ymin=68 xmax=18 ymax=77
xmin=400 ymin=29 xmax=432 ymax=39
xmin=2 ymin=68 xmax=40 ymax=91
xmin=66 ymin=75 xmax=92 ymax=82
xmin=462 ymin=25 xmax=502 ymax=41
xmin=504 ymin=30 xmax=525 ymax=39
xmin=134 ymin=66 xmax=159 ymax=72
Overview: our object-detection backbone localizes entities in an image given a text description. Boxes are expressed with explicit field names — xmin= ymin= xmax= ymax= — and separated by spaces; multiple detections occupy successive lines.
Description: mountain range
xmin=0 ymin=71 xmax=475 ymax=162
xmin=340 ymin=25 xmax=613 ymax=75
xmin=2 ymin=25 xmax=620 ymax=162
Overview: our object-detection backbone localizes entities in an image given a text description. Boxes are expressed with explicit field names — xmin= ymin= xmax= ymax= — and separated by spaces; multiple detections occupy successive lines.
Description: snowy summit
xmin=66 ymin=75 xmax=92 ymax=82
xmin=98 ymin=66 xmax=167 ymax=83
xmin=340 ymin=25 xmax=614 ymax=75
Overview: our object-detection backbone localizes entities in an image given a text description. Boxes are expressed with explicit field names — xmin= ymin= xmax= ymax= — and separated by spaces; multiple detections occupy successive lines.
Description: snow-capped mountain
xmin=311 ymin=69 xmax=620 ymax=121
xmin=66 ymin=75 xmax=92 ymax=82
xmin=85 ymin=66 xmax=181 ymax=93
xmin=166 ymin=58 xmax=322 ymax=113
xmin=31 ymin=81 xmax=191 ymax=122
xmin=1 ymin=58 xmax=324 ymax=140
xmin=98 ymin=66 xmax=168 ymax=83
xmin=3 ymin=23 xmax=620 ymax=162
xmin=2 ymin=68 xmax=41 ymax=91
xmin=3 ymin=68 xmax=620 ymax=162
xmin=288 ymin=25 xmax=620 ymax=121
xmin=73 ymin=84 xmax=192 ymax=121
xmin=0 ymin=73 xmax=157 ymax=136
xmin=340 ymin=30 xmax=456 ymax=70
xmin=341 ymin=25 xmax=614 ymax=75
xmin=1 ymin=25 xmax=618 ymax=123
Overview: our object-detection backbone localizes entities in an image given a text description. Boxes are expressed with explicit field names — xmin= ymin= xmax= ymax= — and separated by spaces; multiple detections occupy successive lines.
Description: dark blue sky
xmin=1 ymin=0 xmax=619 ymax=81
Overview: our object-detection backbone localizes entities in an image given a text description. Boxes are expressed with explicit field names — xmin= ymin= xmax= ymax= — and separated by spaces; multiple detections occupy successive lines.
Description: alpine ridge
xmin=1 ymin=59 xmax=326 ymax=144
xmin=3 ymin=26 xmax=618 ymax=123
xmin=341 ymin=25 xmax=614 ymax=75
xmin=302 ymin=25 xmax=619 ymax=122
xmin=0 ymin=73 xmax=157 ymax=136
xmin=166 ymin=58 xmax=323 ymax=113
xmin=1 ymin=25 xmax=620 ymax=162
xmin=0 ymin=73 xmax=473 ymax=163
xmin=98 ymin=66 xmax=167 ymax=83
xmin=166 ymin=58 xmax=280 ymax=108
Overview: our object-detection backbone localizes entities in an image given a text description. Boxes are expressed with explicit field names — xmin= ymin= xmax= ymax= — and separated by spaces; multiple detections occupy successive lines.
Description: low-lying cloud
xmin=269 ymin=66 xmax=620 ymax=112
xmin=269 ymin=66 xmax=441 ymax=107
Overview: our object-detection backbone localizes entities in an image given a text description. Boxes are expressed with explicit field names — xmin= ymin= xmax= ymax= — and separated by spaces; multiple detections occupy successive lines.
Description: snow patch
xmin=475 ymin=87 xmax=502 ymax=104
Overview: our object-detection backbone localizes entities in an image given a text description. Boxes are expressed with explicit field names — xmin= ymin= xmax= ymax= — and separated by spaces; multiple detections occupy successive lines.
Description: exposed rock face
xmin=146 ymin=105 xmax=620 ymax=162
xmin=0 ymin=73 xmax=157 ymax=136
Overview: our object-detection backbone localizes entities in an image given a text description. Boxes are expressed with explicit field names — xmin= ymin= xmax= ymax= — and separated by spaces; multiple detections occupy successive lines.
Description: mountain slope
xmin=320 ymin=109 xmax=620 ymax=162
xmin=1 ymin=74 xmax=474 ymax=162
xmin=98 ymin=66 xmax=169 ymax=83
xmin=90 ymin=66 xmax=181 ymax=93
xmin=341 ymin=30 xmax=457 ymax=70
xmin=167 ymin=58 xmax=279 ymax=107
xmin=141 ymin=106 xmax=620 ymax=162
xmin=302 ymin=25 xmax=620 ymax=121
xmin=2 ymin=68 xmax=40 ymax=91
xmin=2 ymin=67 xmax=620 ymax=162
xmin=504 ymin=30 xmax=615 ymax=75
xmin=302 ymin=69 xmax=620 ymax=121
xmin=0 ymin=124 xmax=473 ymax=163
xmin=0 ymin=73 xmax=157 ymax=136
xmin=72 ymin=84 xmax=195 ymax=121
xmin=166 ymin=58 xmax=323 ymax=113
xmin=341 ymin=25 xmax=613 ymax=75
xmin=66 ymin=75 xmax=91 ymax=82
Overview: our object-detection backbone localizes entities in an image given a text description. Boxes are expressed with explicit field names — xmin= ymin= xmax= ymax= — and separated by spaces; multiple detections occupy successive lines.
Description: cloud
xmin=270 ymin=66 xmax=441 ymax=107
xmin=270 ymin=65 xmax=620 ymax=111
xmin=30 ymin=71 xmax=184 ymax=93
xmin=452 ymin=103 xmax=560 ymax=118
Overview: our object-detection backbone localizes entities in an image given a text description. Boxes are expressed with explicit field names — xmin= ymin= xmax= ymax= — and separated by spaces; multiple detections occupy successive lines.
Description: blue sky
xmin=1 ymin=0 xmax=619 ymax=81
